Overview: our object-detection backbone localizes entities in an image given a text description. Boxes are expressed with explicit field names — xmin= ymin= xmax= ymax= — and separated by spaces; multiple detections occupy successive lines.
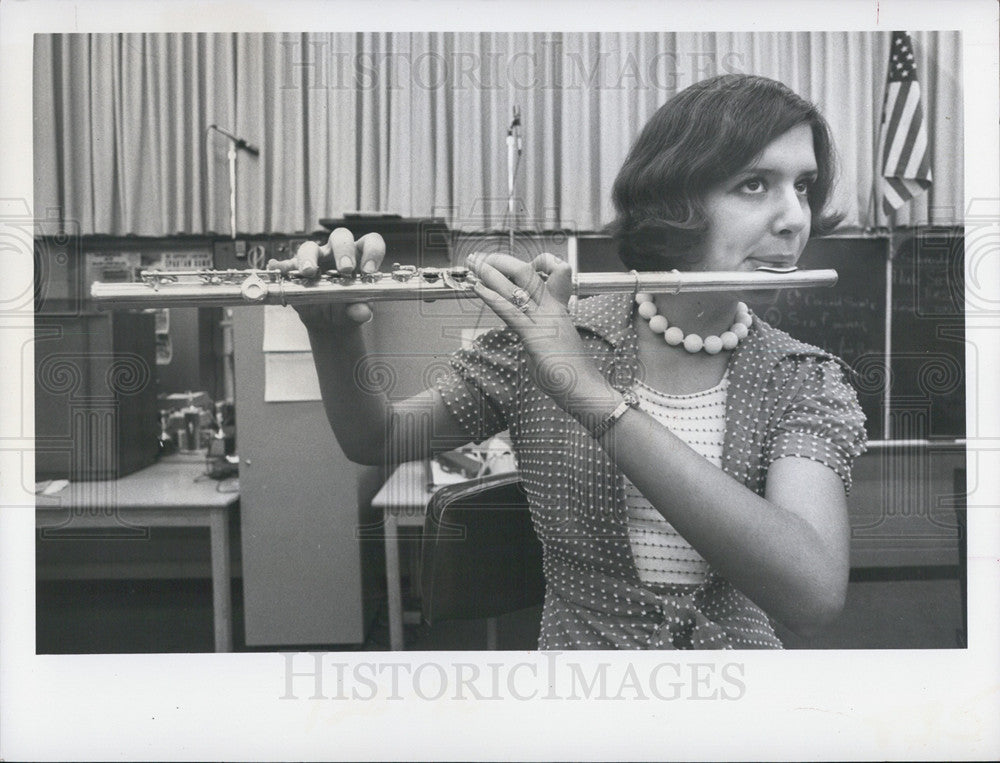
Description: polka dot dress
xmin=435 ymin=293 xmax=867 ymax=650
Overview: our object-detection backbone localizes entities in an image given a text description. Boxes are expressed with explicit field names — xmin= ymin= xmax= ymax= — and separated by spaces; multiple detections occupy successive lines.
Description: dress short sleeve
xmin=765 ymin=357 xmax=868 ymax=493
xmin=435 ymin=327 xmax=523 ymax=444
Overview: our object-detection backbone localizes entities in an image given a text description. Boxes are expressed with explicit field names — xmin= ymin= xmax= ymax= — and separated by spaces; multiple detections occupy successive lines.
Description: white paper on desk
xmin=264 ymin=352 xmax=321 ymax=402
xmin=34 ymin=479 xmax=69 ymax=496
xmin=429 ymin=459 xmax=475 ymax=488
xmin=262 ymin=305 xmax=312 ymax=352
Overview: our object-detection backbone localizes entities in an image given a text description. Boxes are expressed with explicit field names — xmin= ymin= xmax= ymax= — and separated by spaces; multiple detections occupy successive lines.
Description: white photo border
xmin=2 ymin=1 xmax=998 ymax=760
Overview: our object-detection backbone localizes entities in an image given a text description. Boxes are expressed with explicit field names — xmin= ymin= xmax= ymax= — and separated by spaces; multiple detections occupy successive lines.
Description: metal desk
xmin=36 ymin=454 xmax=239 ymax=652
xmin=370 ymin=460 xmax=435 ymax=651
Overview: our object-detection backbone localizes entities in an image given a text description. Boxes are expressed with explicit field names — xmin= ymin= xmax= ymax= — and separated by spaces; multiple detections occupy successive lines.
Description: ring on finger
xmin=510 ymin=287 xmax=531 ymax=312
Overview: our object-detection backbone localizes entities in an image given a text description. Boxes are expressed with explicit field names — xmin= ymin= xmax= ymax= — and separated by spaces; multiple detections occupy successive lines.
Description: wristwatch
xmin=591 ymin=389 xmax=640 ymax=440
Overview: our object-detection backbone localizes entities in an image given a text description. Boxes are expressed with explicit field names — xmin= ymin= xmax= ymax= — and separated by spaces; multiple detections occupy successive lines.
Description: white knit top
xmin=625 ymin=372 xmax=729 ymax=588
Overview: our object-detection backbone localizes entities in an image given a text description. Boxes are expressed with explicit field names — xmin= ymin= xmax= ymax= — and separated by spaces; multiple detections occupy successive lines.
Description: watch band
xmin=591 ymin=389 xmax=639 ymax=440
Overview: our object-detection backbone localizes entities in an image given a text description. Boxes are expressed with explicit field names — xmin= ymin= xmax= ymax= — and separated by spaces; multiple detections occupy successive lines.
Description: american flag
xmin=879 ymin=31 xmax=932 ymax=216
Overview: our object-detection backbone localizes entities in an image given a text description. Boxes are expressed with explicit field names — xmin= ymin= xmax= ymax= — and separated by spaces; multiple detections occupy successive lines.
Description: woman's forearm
xmin=306 ymin=324 xmax=391 ymax=466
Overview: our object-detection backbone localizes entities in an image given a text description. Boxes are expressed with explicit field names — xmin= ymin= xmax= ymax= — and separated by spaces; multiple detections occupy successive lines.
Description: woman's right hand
xmin=267 ymin=227 xmax=386 ymax=327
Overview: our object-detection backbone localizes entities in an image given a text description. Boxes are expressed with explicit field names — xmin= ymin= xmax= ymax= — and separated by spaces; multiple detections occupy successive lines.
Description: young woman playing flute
xmin=277 ymin=73 xmax=867 ymax=649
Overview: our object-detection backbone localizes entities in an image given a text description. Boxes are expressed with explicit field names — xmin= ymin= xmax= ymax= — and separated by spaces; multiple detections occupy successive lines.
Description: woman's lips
xmin=754 ymin=264 xmax=798 ymax=273
xmin=750 ymin=256 xmax=798 ymax=269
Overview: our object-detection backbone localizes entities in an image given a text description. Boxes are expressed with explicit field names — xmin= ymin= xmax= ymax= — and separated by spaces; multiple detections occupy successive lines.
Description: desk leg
xmin=209 ymin=509 xmax=234 ymax=652
xmin=385 ymin=512 xmax=404 ymax=650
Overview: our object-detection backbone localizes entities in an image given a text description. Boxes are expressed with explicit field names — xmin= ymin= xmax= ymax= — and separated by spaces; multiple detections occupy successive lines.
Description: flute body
xmin=90 ymin=264 xmax=838 ymax=310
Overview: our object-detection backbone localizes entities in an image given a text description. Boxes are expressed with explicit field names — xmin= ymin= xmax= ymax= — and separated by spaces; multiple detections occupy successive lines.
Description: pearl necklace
xmin=635 ymin=293 xmax=752 ymax=355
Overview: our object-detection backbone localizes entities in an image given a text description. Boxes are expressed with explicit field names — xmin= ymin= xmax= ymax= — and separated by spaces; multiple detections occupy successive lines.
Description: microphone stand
xmin=208 ymin=124 xmax=259 ymax=239
xmin=206 ymin=124 xmax=259 ymax=407
xmin=227 ymin=142 xmax=237 ymax=240
xmin=506 ymin=106 xmax=522 ymax=255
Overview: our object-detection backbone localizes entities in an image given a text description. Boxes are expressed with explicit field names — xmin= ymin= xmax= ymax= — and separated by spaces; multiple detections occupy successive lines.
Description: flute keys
xmin=240 ymin=272 xmax=268 ymax=302
xmin=391 ymin=264 xmax=417 ymax=281
xmin=442 ymin=267 xmax=476 ymax=293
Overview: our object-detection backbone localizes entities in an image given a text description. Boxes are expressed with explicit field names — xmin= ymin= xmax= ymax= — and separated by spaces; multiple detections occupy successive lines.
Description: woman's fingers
xmin=344 ymin=302 xmax=374 ymax=324
xmin=268 ymin=235 xmax=337 ymax=278
xmin=472 ymin=280 xmax=531 ymax=329
xmin=268 ymin=228 xmax=378 ymax=328
xmin=329 ymin=227 xmax=359 ymax=274
xmin=268 ymin=227 xmax=386 ymax=281
xmin=355 ymin=232 xmax=386 ymax=275
xmin=330 ymin=228 xmax=385 ymax=275
xmin=467 ymin=251 xmax=575 ymax=315
xmin=268 ymin=239 xmax=324 ymax=276
xmin=467 ymin=252 xmax=545 ymax=306
xmin=293 ymin=299 xmax=373 ymax=327
xmin=531 ymin=253 xmax=573 ymax=306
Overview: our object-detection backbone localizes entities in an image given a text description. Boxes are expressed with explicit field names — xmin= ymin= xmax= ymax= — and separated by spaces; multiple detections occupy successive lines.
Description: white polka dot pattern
xmin=435 ymin=292 xmax=868 ymax=649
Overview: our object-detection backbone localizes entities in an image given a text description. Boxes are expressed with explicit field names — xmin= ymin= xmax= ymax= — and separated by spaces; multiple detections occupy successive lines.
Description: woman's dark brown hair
xmin=608 ymin=74 xmax=843 ymax=271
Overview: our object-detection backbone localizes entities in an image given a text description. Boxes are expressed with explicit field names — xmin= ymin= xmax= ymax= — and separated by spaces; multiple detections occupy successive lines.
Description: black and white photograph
xmin=2 ymin=0 xmax=998 ymax=760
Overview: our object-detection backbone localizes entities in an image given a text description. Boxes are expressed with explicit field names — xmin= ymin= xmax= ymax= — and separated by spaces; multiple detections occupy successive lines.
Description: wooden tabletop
xmin=35 ymin=453 xmax=239 ymax=513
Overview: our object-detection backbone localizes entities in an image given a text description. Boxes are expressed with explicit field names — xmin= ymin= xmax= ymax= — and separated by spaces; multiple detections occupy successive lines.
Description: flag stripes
xmin=880 ymin=31 xmax=932 ymax=217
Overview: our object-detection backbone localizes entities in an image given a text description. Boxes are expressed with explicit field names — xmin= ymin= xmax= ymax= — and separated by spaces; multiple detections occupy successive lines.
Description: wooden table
xmin=370 ymin=460 xmax=436 ymax=651
xmin=35 ymin=454 xmax=239 ymax=652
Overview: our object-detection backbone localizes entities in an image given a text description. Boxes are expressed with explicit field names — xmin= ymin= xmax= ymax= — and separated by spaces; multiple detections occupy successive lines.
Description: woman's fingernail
xmin=362 ymin=260 xmax=377 ymax=273
xmin=339 ymin=256 xmax=354 ymax=270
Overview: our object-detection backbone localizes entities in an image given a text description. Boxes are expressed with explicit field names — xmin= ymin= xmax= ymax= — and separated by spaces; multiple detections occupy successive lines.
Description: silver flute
xmin=90 ymin=263 xmax=837 ymax=309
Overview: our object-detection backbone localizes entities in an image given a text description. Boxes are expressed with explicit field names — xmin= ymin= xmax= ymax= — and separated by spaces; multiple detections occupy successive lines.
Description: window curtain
xmin=33 ymin=31 xmax=963 ymax=236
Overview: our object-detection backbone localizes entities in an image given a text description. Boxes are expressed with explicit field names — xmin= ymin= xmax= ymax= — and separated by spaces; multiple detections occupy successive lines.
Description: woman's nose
xmin=773 ymin=185 xmax=809 ymax=236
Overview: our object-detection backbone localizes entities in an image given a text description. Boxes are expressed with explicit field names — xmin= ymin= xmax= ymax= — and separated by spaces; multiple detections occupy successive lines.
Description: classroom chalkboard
xmin=748 ymin=237 xmax=888 ymax=440
xmin=749 ymin=231 xmax=965 ymax=441
xmin=887 ymin=229 xmax=965 ymax=440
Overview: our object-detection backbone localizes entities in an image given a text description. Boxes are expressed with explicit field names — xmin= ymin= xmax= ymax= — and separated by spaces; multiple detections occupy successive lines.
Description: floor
xmin=35 ymin=576 xmax=542 ymax=653
xmin=36 ymin=567 xmax=963 ymax=654
xmin=35 ymin=444 xmax=967 ymax=653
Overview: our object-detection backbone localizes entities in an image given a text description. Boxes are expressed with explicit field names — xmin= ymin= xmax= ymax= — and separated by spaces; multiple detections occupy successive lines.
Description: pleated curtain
xmin=33 ymin=31 xmax=963 ymax=236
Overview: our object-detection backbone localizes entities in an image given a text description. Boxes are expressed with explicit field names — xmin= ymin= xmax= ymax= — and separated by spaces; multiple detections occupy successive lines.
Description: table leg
xmin=385 ymin=511 xmax=404 ymax=650
xmin=209 ymin=508 xmax=234 ymax=652
xmin=486 ymin=617 xmax=499 ymax=650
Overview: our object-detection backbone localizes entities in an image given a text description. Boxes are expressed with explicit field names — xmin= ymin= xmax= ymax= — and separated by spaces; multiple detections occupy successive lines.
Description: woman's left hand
xmin=467 ymin=251 xmax=612 ymax=413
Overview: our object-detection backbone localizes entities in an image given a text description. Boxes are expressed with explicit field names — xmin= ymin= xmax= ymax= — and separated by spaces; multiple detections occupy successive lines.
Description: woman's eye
xmin=740 ymin=178 xmax=765 ymax=193
xmin=794 ymin=180 xmax=812 ymax=195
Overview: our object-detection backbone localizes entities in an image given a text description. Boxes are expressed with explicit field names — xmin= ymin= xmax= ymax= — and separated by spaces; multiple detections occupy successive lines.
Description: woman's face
xmin=691 ymin=123 xmax=817 ymax=273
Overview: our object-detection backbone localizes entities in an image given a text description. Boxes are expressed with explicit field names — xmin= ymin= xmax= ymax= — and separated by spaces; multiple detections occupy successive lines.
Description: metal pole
xmin=228 ymin=142 xmax=237 ymax=240
xmin=883 ymin=233 xmax=894 ymax=440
